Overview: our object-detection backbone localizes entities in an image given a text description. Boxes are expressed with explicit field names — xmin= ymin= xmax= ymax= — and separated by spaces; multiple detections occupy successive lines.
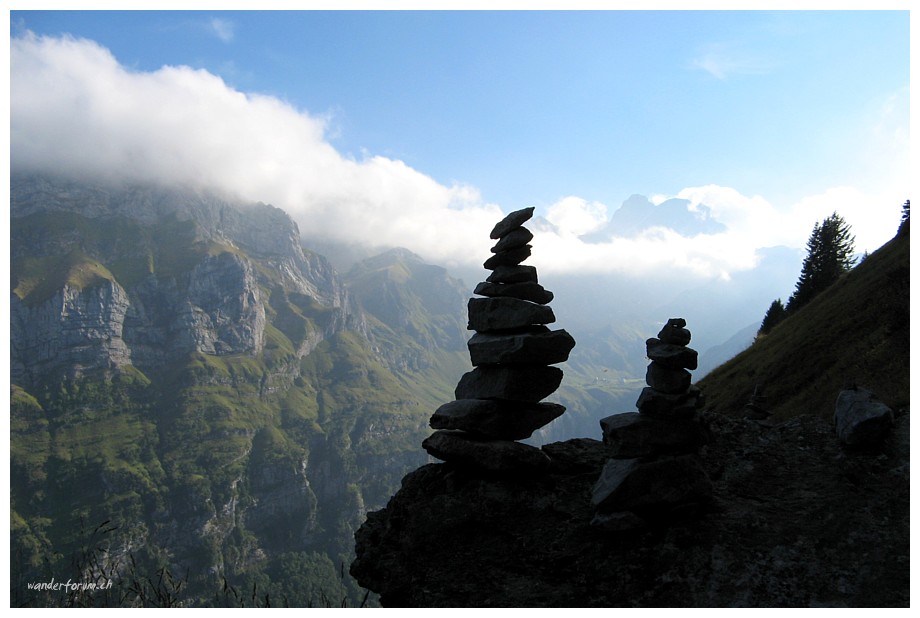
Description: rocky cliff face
xmin=346 ymin=248 xmax=469 ymax=372
xmin=351 ymin=409 xmax=910 ymax=607
xmin=10 ymin=174 xmax=452 ymax=606
xmin=11 ymin=280 xmax=133 ymax=383
xmin=10 ymin=173 xmax=358 ymax=386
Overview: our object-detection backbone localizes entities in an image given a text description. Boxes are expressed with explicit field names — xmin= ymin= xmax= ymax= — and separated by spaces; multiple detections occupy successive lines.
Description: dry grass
xmin=698 ymin=228 xmax=909 ymax=421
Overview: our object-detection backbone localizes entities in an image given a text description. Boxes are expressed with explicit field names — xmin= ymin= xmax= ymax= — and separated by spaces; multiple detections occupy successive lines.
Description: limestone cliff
xmin=10 ymin=173 xmax=456 ymax=606
xmin=10 ymin=173 xmax=358 ymax=386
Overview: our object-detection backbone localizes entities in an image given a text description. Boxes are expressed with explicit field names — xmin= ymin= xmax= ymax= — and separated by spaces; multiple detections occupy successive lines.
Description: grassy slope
xmin=697 ymin=227 xmax=909 ymax=421
xmin=10 ymin=206 xmax=460 ymax=606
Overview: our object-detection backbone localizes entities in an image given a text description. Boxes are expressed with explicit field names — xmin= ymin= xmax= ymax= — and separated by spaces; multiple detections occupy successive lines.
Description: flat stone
xmin=636 ymin=386 xmax=703 ymax=419
xmin=646 ymin=362 xmax=692 ymax=394
xmin=599 ymin=412 xmax=708 ymax=458
xmin=455 ymin=365 xmax=564 ymax=402
xmin=658 ymin=318 xmax=691 ymax=346
xmin=491 ymin=227 xmax=533 ymax=253
xmin=430 ymin=399 xmax=566 ymax=440
xmin=473 ymin=281 xmax=554 ymax=305
xmin=834 ymin=387 xmax=894 ymax=447
xmin=646 ymin=338 xmax=698 ymax=370
xmin=590 ymin=510 xmax=648 ymax=533
xmin=591 ymin=455 xmax=713 ymax=514
xmin=468 ymin=329 xmax=575 ymax=366
xmin=483 ymin=245 xmax=532 ymax=270
xmin=490 ymin=207 xmax=535 ymax=239
xmin=467 ymin=297 xmax=555 ymax=332
xmin=422 ymin=430 xmax=551 ymax=473
xmin=486 ymin=265 xmax=538 ymax=284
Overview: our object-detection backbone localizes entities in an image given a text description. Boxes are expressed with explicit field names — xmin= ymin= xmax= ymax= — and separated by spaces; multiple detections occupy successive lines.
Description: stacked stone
xmin=422 ymin=207 xmax=576 ymax=474
xmin=743 ymin=384 xmax=771 ymax=420
xmin=591 ymin=318 xmax=712 ymax=530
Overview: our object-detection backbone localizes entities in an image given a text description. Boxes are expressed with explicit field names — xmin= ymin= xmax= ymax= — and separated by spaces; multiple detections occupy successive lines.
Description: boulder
xmin=591 ymin=455 xmax=713 ymax=514
xmin=590 ymin=509 xmax=648 ymax=533
xmin=834 ymin=387 xmax=894 ymax=447
xmin=645 ymin=338 xmax=698 ymax=370
xmin=490 ymin=227 xmax=533 ymax=253
xmin=645 ymin=363 xmax=691 ymax=394
xmin=483 ymin=245 xmax=532 ymax=270
xmin=430 ymin=399 xmax=565 ymax=440
xmin=467 ymin=297 xmax=555 ymax=332
xmin=490 ymin=207 xmax=535 ymax=239
xmin=422 ymin=430 xmax=551 ymax=473
xmin=599 ymin=412 xmax=708 ymax=458
xmin=635 ymin=386 xmax=703 ymax=419
xmin=455 ymin=365 xmax=563 ymax=402
xmin=467 ymin=329 xmax=575 ymax=366
xmin=657 ymin=318 xmax=691 ymax=346
xmin=486 ymin=265 xmax=538 ymax=284
xmin=473 ymin=281 xmax=553 ymax=305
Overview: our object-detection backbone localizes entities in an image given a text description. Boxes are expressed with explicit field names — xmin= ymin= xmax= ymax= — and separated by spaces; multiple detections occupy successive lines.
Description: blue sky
xmin=8 ymin=8 xmax=912 ymax=277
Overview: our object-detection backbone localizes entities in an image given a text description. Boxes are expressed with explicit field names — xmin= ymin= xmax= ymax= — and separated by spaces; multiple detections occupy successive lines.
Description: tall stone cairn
xmin=590 ymin=318 xmax=713 ymax=530
xmin=422 ymin=207 xmax=576 ymax=474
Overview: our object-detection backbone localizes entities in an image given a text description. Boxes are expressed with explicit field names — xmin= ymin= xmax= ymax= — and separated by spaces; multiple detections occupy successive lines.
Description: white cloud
xmin=678 ymin=185 xmax=780 ymax=242
xmin=690 ymin=43 xmax=774 ymax=80
xmin=208 ymin=18 xmax=235 ymax=43
xmin=10 ymin=33 xmax=901 ymax=282
xmin=10 ymin=33 xmax=501 ymax=266
xmin=787 ymin=187 xmax=904 ymax=255
xmin=527 ymin=182 xmax=902 ymax=279
xmin=544 ymin=197 xmax=608 ymax=237
xmin=532 ymin=224 xmax=755 ymax=280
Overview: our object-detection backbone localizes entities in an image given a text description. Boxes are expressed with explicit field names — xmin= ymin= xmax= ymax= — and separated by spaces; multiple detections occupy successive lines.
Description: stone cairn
xmin=591 ymin=318 xmax=713 ymax=530
xmin=743 ymin=384 xmax=771 ymax=420
xmin=422 ymin=207 xmax=576 ymax=474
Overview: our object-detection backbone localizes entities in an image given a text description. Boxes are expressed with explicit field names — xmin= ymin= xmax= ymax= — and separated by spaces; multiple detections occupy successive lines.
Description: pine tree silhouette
xmin=758 ymin=298 xmax=787 ymax=336
xmin=786 ymin=212 xmax=856 ymax=314
xmin=898 ymin=199 xmax=909 ymax=236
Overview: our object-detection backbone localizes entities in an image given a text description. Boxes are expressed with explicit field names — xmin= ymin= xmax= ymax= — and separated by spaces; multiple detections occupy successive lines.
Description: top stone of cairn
xmin=490 ymin=207 xmax=535 ymax=240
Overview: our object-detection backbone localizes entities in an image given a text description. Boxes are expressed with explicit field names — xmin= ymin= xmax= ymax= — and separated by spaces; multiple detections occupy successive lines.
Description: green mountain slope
xmin=698 ymin=226 xmax=909 ymax=421
xmin=9 ymin=175 xmax=462 ymax=607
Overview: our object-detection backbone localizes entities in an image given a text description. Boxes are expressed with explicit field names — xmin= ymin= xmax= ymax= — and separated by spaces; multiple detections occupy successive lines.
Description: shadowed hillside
xmin=697 ymin=225 xmax=909 ymax=421
xmin=351 ymin=225 xmax=910 ymax=608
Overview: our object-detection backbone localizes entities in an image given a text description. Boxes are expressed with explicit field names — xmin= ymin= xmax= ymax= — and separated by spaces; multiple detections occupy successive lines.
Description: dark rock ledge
xmin=351 ymin=410 xmax=909 ymax=607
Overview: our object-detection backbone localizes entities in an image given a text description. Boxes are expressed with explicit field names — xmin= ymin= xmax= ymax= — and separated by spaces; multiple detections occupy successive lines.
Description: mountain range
xmin=350 ymin=216 xmax=910 ymax=607
xmin=12 ymin=171 xmax=895 ymax=607
xmin=11 ymin=173 xmax=463 ymax=605
xmin=9 ymin=173 xmax=639 ymax=606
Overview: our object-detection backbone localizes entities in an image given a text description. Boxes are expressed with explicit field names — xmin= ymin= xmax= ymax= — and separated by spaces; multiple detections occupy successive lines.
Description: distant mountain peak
xmin=582 ymin=194 xmax=727 ymax=242
xmin=373 ymin=247 xmax=426 ymax=264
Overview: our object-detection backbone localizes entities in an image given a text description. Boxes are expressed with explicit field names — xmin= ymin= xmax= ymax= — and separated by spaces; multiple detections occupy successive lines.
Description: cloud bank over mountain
xmin=11 ymin=33 xmax=901 ymax=279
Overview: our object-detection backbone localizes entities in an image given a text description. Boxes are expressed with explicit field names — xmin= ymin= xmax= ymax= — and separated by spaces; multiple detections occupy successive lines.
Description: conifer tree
xmin=758 ymin=298 xmax=786 ymax=336
xmin=786 ymin=212 xmax=856 ymax=313
xmin=898 ymin=199 xmax=909 ymax=236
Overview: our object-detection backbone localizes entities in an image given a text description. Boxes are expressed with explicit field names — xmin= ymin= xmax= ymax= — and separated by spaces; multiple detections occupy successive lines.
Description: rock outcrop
xmin=423 ymin=207 xmax=575 ymax=473
xmin=10 ymin=173 xmax=358 ymax=386
xmin=834 ymin=386 xmax=894 ymax=447
xmin=10 ymin=173 xmax=466 ymax=606
xmin=351 ymin=409 xmax=910 ymax=607
xmin=592 ymin=318 xmax=711 ymax=528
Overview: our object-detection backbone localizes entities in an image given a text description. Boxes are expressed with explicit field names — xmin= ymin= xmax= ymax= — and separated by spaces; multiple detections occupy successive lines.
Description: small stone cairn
xmin=422 ymin=207 xmax=576 ymax=473
xmin=591 ymin=318 xmax=713 ymax=530
xmin=743 ymin=384 xmax=771 ymax=420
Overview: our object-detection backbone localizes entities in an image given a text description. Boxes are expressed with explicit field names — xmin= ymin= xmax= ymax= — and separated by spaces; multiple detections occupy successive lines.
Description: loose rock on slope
xmin=352 ymin=409 xmax=909 ymax=607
